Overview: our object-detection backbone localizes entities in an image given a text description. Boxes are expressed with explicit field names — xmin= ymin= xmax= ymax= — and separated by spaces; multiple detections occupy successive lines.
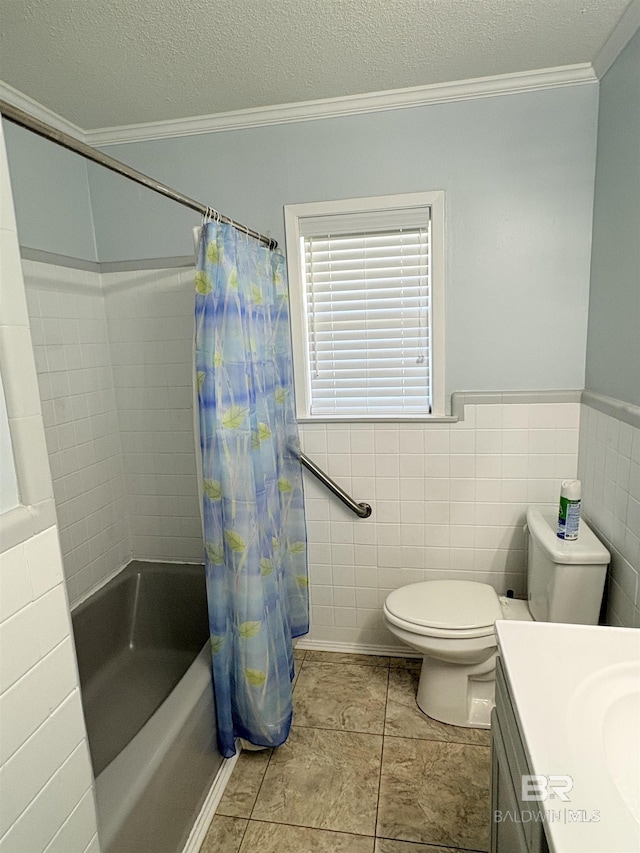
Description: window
xmin=285 ymin=192 xmax=444 ymax=420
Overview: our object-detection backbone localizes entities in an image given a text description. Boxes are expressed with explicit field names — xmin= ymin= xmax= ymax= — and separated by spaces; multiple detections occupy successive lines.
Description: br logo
xmin=521 ymin=775 xmax=573 ymax=802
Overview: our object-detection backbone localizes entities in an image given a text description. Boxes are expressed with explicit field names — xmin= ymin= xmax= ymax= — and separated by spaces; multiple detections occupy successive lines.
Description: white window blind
xmin=301 ymin=214 xmax=432 ymax=416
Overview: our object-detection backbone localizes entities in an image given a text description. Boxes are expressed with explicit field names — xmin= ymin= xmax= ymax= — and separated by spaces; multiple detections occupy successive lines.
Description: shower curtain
xmin=195 ymin=221 xmax=308 ymax=758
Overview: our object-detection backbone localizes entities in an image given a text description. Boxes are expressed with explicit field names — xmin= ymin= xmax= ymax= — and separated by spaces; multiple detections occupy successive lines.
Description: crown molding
xmin=1 ymin=62 xmax=599 ymax=150
xmin=0 ymin=81 xmax=86 ymax=141
xmin=85 ymin=63 xmax=597 ymax=146
xmin=593 ymin=0 xmax=640 ymax=80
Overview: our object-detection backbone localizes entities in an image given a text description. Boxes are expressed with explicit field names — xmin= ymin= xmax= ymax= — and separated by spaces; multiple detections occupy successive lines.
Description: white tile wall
xmin=299 ymin=402 xmax=581 ymax=649
xmin=22 ymin=261 xmax=130 ymax=604
xmin=23 ymin=259 xmax=202 ymax=603
xmin=0 ymin=532 xmax=98 ymax=852
xmin=0 ymin=120 xmax=99 ymax=853
xmin=21 ymin=254 xmax=589 ymax=652
xmin=578 ymin=403 xmax=640 ymax=628
xmin=103 ymin=267 xmax=202 ymax=562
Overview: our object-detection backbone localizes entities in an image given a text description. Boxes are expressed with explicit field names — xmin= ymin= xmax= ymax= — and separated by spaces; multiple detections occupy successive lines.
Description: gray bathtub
xmin=72 ymin=561 xmax=223 ymax=853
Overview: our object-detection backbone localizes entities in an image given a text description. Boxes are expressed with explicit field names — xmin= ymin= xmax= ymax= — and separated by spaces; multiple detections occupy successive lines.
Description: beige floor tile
xmin=375 ymin=840 xmax=477 ymax=852
xmin=384 ymin=668 xmax=491 ymax=746
xmin=216 ymin=749 xmax=272 ymax=818
xmin=293 ymin=649 xmax=306 ymax=661
xmin=294 ymin=662 xmax=388 ymax=733
xmin=388 ymin=657 xmax=422 ymax=671
xmin=251 ymin=725 xmax=382 ymax=836
xmin=199 ymin=815 xmax=247 ymax=853
xmin=304 ymin=650 xmax=390 ymax=666
xmin=240 ymin=820 xmax=375 ymax=852
xmin=377 ymin=736 xmax=491 ymax=851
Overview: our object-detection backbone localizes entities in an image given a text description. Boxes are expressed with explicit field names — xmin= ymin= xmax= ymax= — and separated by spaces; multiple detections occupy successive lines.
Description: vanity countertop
xmin=496 ymin=619 xmax=640 ymax=853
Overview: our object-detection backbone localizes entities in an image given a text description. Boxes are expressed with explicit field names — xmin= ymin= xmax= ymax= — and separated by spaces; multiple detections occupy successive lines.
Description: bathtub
xmin=72 ymin=561 xmax=223 ymax=853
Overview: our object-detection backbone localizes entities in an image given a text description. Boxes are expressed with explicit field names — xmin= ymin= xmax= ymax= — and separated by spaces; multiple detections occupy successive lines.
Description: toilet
xmin=383 ymin=506 xmax=610 ymax=728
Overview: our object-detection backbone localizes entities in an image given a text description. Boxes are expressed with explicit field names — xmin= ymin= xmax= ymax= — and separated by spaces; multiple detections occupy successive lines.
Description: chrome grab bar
xmin=298 ymin=452 xmax=372 ymax=519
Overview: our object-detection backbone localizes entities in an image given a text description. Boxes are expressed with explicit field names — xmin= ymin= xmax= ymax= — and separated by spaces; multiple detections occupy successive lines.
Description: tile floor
xmin=200 ymin=651 xmax=492 ymax=853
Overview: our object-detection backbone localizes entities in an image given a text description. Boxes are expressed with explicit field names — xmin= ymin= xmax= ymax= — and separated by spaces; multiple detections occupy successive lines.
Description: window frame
xmin=284 ymin=191 xmax=445 ymax=421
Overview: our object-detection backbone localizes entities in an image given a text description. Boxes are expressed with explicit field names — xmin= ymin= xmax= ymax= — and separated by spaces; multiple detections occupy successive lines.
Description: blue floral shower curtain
xmin=195 ymin=221 xmax=308 ymax=758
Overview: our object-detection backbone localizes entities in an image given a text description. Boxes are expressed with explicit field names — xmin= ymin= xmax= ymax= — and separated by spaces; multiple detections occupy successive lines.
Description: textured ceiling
xmin=0 ymin=0 xmax=633 ymax=129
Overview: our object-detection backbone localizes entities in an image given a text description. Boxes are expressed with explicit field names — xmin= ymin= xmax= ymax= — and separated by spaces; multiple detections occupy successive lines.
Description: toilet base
xmin=416 ymin=652 xmax=497 ymax=729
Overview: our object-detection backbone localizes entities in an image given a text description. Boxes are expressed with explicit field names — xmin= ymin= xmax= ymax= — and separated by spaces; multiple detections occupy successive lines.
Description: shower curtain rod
xmin=0 ymin=99 xmax=277 ymax=250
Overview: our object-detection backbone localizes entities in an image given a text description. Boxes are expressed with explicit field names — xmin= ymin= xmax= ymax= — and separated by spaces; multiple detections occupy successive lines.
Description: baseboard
xmin=293 ymin=638 xmax=421 ymax=658
xmin=181 ymin=741 xmax=241 ymax=853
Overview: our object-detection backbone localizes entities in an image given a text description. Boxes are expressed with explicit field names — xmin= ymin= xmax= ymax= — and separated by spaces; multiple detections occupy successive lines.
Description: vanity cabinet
xmin=491 ymin=658 xmax=550 ymax=853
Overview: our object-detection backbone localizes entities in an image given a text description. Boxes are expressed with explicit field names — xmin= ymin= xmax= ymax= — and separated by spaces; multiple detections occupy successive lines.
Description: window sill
xmin=296 ymin=415 xmax=459 ymax=424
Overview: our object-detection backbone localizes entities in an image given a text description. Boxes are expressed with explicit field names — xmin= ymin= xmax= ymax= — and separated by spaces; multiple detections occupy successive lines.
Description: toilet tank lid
xmin=526 ymin=507 xmax=611 ymax=565
xmin=385 ymin=580 xmax=503 ymax=630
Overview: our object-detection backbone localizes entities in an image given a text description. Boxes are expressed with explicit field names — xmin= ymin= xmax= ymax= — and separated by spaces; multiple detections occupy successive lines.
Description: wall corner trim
xmin=581 ymin=390 xmax=640 ymax=429
xmin=0 ymin=500 xmax=57 ymax=552
xmin=0 ymin=81 xmax=86 ymax=141
xmin=593 ymin=0 xmax=640 ymax=80
xmin=451 ymin=389 xmax=583 ymax=420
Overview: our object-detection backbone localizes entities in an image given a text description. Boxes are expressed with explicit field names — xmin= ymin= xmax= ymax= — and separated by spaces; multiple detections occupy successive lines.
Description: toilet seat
xmin=384 ymin=580 xmax=503 ymax=640
xmin=383 ymin=608 xmax=497 ymax=640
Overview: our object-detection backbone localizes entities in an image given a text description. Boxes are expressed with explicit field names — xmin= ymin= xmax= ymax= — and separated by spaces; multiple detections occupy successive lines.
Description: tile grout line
xmin=235 ymin=814 xmax=251 ymax=853
xmin=372 ymin=664 xmax=391 ymax=848
xmin=282 ymin=721 xmax=386 ymax=736
xmin=227 ymin=747 xmax=275 ymax=852
xmin=237 ymin=817 xmax=378 ymax=841
xmin=247 ymin=750 xmax=273 ymax=820
xmin=236 ymin=652 xmax=304 ymax=837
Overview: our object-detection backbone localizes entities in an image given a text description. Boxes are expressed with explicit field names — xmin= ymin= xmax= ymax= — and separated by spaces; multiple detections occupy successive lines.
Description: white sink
xmin=497 ymin=620 xmax=640 ymax=853
xmin=604 ymin=685 xmax=640 ymax=821
xmin=568 ymin=659 xmax=640 ymax=824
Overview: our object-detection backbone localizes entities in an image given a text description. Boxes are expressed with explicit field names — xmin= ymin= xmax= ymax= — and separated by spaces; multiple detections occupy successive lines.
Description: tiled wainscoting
xmin=22 ymin=258 xmax=202 ymax=605
xmin=578 ymin=399 xmax=640 ymax=627
xmin=298 ymin=400 xmax=581 ymax=649
xmin=21 ymin=253 xmax=637 ymax=636
xmin=21 ymin=255 xmax=582 ymax=626
xmin=102 ymin=266 xmax=201 ymax=562
xmin=23 ymin=260 xmax=130 ymax=603
xmin=0 ymin=527 xmax=98 ymax=853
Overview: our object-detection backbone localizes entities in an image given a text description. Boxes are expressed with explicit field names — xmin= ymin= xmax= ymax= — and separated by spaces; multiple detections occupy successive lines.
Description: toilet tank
xmin=526 ymin=507 xmax=610 ymax=624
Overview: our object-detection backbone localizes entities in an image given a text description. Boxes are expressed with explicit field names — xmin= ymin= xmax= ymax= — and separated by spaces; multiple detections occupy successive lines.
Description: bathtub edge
xmin=180 ymin=742 xmax=241 ymax=853
xmin=95 ymin=644 xmax=218 ymax=850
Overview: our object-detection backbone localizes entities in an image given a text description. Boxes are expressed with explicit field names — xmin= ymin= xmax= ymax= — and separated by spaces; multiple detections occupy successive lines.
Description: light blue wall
xmin=3 ymin=84 xmax=599 ymax=396
xmin=2 ymin=121 xmax=98 ymax=262
xmin=585 ymin=30 xmax=640 ymax=408
xmin=93 ymin=85 xmax=599 ymax=396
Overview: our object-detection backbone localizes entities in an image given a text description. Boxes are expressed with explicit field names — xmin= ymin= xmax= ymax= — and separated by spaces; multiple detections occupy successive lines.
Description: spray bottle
xmin=557 ymin=479 xmax=581 ymax=540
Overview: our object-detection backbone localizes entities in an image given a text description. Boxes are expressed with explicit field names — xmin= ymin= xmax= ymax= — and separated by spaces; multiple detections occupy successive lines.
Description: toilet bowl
xmin=382 ymin=507 xmax=610 ymax=729
xmin=383 ymin=580 xmax=531 ymax=727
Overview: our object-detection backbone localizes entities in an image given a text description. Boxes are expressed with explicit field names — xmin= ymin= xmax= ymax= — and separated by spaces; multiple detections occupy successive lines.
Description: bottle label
xmin=557 ymin=497 xmax=581 ymax=540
